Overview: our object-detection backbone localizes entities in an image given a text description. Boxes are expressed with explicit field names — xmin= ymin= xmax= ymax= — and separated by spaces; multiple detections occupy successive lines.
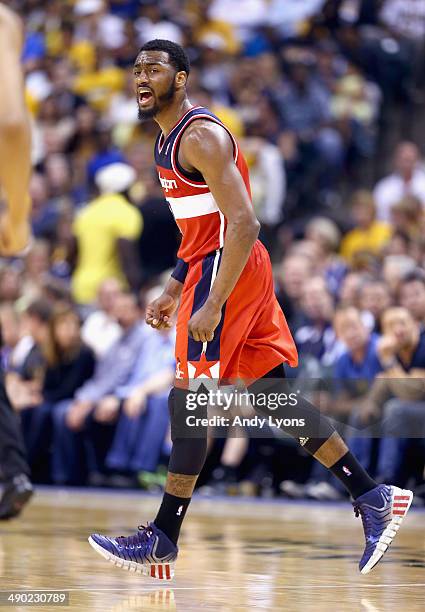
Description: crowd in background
xmin=1 ymin=0 xmax=425 ymax=501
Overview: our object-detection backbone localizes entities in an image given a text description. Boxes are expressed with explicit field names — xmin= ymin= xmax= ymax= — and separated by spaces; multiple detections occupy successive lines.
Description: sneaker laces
xmin=353 ymin=503 xmax=372 ymax=540
xmin=116 ymin=524 xmax=153 ymax=548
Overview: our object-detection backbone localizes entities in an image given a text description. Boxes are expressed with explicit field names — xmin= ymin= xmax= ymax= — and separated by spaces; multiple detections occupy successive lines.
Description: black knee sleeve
xmin=167 ymin=387 xmax=208 ymax=476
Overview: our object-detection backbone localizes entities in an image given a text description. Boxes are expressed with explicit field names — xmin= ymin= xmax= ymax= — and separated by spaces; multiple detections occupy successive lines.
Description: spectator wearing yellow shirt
xmin=340 ymin=190 xmax=392 ymax=264
xmin=71 ymin=163 xmax=142 ymax=304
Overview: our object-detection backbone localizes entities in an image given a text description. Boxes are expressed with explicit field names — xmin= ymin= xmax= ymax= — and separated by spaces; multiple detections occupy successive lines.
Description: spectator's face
xmin=54 ymin=313 xmax=80 ymax=350
xmin=24 ymin=315 xmax=49 ymax=345
xmin=334 ymin=309 xmax=369 ymax=353
xmin=400 ymin=280 xmax=425 ymax=322
xmin=113 ymin=294 xmax=140 ymax=328
xmin=352 ymin=202 xmax=374 ymax=227
xmin=25 ymin=244 xmax=50 ymax=276
xmin=359 ymin=283 xmax=391 ymax=318
xmin=395 ymin=143 xmax=419 ymax=177
xmin=339 ymin=273 xmax=362 ymax=306
xmin=382 ymin=308 xmax=418 ymax=349
xmin=0 ymin=308 xmax=20 ymax=348
xmin=0 ymin=269 xmax=21 ymax=302
xmin=98 ymin=279 xmax=122 ymax=313
xmin=301 ymin=278 xmax=333 ymax=322
xmin=134 ymin=50 xmax=185 ymax=121
xmin=280 ymin=256 xmax=312 ymax=300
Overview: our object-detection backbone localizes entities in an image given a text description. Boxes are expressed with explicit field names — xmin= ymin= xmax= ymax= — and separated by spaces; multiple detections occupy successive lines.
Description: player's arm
xmin=0 ymin=4 xmax=32 ymax=255
xmin=180 ymin=121 xmax=260 ymax=342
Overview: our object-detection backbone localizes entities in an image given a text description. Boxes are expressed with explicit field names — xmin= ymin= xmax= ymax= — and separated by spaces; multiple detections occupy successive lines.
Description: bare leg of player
xmin=0 ymin=3 xmax=33 ymax=519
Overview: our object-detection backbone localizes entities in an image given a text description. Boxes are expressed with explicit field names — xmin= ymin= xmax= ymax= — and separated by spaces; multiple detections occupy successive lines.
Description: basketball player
xmin=89 ymin=40 xmax=413 ymax=577
xmin=0 ymin=3 xmax=33 ymax=519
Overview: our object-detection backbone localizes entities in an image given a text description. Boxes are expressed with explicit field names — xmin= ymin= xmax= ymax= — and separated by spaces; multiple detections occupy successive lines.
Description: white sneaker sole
xmin=360 ymin=486 xmax=413 ymax=574
xmin=88 ymin=536 xmax=175 ymax=580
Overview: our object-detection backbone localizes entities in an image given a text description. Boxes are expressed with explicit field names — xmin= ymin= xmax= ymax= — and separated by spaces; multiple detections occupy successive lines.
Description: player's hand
xmin=188 ymin=301 xmax=222 ymax=343
xmin=146 ymin=292 xmax=177 ymax=330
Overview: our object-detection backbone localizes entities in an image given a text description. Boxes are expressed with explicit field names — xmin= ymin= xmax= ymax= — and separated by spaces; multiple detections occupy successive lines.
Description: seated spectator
xmin=71 ymin=163 xmax=143 ymax=304
xmin=0 ymin=304 xmax=24 ymax=371
xmin=294 ymin=306 xmax=383 ymax=500
xmin=373 ymin=142 xmax=425 ymax=222
xmin=340 ymin=190 xmax=391 ymax=263
xmin=338 ymin=271 xmax=365 ymax=308
xmin=358 ymin=277 xmax=392 ymax=333
xmin=21 ymin=240 xmax=53 ymax=304
xmin=305 ymin=216 xmax=346 ymax=296
xmin=51 ymin=292 xmax=146 ymax=484
xmin=365 ymin=307 xmax=425 ymax=488
xmin=81 ymin=278 xmax=122 ymax=357
xmin=43 ymin=304 xmax=96 ymax=404
xmin=390 ymin=195 xmax=423 ymax=241
xmin=382 ymin=254 xmax=416 ymax=296
xmin=19 ymin=304 xmax=96 ymax=480
xmin=18 ymin=300 xmax=52 ymax=383
xmin=96 ymin=325 xmax=175 ymax=480
xmin=0 ymin=265 xmax=21 ymax=303
xmin=295 ymin=276 xmax=343 ymax=376
xmin=398 ymin=269 xmax=425 ymax=326
xmin=275 ymin=253 xmax=313 ymax=331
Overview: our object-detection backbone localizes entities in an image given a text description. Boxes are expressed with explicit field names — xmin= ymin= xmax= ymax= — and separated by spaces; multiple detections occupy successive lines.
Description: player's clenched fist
xmin=146 ymin=291 xmax=178 ymax=330
xmin=188 ymin=301 xmax=222 ymax=343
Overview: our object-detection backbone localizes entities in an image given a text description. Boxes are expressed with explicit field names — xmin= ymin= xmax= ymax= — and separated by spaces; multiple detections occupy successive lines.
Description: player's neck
xmin=155 ymin=97 xmax=194 ymax=138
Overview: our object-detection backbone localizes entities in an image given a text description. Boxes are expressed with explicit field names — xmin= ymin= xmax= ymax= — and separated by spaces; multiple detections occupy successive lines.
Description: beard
xmin=137 ymin=79 xmax=177 ymax=121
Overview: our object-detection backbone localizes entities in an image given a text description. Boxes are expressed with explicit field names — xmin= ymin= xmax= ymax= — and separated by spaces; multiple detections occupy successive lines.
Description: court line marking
xmin=8 ymin=584 xmax=424 ymax=592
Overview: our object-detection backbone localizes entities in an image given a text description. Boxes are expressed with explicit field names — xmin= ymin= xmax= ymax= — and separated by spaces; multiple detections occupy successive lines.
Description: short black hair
xmin=137 ymin=39 xmax=190 ymax=75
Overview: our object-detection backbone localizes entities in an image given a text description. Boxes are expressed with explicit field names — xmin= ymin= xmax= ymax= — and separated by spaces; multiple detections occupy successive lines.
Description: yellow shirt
xmin=72 ymin=193 xmax=142 ymax=304
xmin=340 ymin=221 xmax=391 ymax=262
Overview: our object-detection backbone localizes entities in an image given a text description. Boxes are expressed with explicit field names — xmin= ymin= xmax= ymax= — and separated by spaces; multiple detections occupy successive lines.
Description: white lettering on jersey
xmin=159 ymin=173 xmax=177 ymax=192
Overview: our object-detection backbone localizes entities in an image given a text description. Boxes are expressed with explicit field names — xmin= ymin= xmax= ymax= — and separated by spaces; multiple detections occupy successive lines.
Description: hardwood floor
xmin=0 ymin=488 xmax=423 ymax=611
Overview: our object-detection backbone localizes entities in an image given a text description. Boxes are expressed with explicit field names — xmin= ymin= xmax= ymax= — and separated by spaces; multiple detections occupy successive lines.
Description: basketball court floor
xmin=0 ymin=488 xmax=423 ymax=611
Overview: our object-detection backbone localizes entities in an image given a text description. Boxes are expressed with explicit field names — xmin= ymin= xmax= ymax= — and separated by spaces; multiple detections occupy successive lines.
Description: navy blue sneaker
xmin=88 ymin=523 xmax=178 ymax=580
xmin=353 ymin=484 xmax=413 ymax=574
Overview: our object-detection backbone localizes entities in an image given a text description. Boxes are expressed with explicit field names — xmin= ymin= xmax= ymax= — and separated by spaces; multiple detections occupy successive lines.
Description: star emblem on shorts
xmin=189 ymin=353 xmax=219 ymax=378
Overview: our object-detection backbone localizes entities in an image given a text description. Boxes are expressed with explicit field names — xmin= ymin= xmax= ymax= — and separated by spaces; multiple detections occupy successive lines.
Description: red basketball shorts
xmin=174 ymin=240 xmax=298 ymax=383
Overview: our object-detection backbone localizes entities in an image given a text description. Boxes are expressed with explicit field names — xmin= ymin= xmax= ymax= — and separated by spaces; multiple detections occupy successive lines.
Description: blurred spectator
xmin=399 ymin=269 xmax=425 ymax=326
xmin=18 ymin=299 xmax=52 ymax=384
xmin=382 ymin=254 xmax=416 ymax=296
xmin=43 ymin=304 xmax=96 ymax=404
xmin=358 ymin=277 xmax=392 ymax=333
xmin=366 ymin=307 xmax=425 ymax=487
xmin=340 ymin=191 xmax=391 ymax=263
xmin=81 ymin=278 xmax=122 ymax=357
xmin=21 ymin=240 xmax=52 ymax=303
xmin=338 ymin=271 xmax=365 ymax=307
xmin=334 ymin=306 xmax=382 ymax=406
xmin=275 ymin=254 xmax=314 ymax=331
xmin=305 ymin=216 xmax=346 ymax=296
xmin=0 ymin=266 xmax=21 ymax=303
xmin=71 ymin=162 xmax=142 ymax=304
xmin=51 ymin=292 xmax=146 ymax=484
xmin=100 ymin=325 xmax=174 ymax=478
xmin=295 ymin=276 xmax=343 ymax=375
xmin=390 ymin=195 xmax=423 ymax=241
xmin=373 ymin=142 xmax=425 ymax=222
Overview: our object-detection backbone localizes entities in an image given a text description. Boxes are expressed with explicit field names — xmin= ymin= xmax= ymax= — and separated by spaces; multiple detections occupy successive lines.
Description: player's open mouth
xmin=138 ymin=89 xmax=154 ymax=106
